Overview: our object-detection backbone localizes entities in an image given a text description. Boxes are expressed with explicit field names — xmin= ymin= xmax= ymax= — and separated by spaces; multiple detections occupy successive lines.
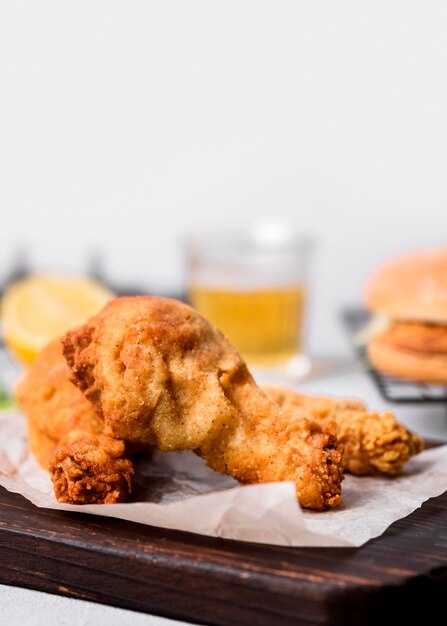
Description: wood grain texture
xmin=0 ymin=483 xmax=446 ymax=626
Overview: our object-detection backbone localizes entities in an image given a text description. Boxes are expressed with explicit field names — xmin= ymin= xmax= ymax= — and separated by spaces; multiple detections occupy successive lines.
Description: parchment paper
xmin=1 ymin=408 xmax=446 ymax=547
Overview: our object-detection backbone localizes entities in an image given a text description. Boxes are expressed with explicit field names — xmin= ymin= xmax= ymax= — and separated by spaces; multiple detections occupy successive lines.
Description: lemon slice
xmin=1 ymin=274 xmax=115 ymax=366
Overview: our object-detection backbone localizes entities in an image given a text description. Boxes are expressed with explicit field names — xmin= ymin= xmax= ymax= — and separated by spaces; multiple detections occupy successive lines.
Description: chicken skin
xmin=263 ymin=386 xmax=424 ymax=476
xmin=15 ymin=339 xmax=134 ymax=504
xmin=61 ymin=296 xmax=343 ymax=511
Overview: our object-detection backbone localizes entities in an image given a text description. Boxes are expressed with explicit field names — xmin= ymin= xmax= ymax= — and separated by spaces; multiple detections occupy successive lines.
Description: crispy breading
xmin=263 ymin=386 xmax=424 ymax=476
xmin=15 ymin=339 xmax=134 ymax=503
xmin=51 ymin=431 xmax=134 ymax=504
xmin=62 ymin=296 xmax=343 ymax=511
xmin=15 ymin=340 xmax=104 ymax=467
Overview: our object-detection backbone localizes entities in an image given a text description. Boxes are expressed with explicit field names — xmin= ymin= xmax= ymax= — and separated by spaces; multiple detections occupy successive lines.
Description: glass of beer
xmin=184 ymin=222 xmax=312 ymax=377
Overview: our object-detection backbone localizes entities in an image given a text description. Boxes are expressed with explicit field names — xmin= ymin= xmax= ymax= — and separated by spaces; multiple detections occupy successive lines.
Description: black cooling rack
xmin=342 ymin=308 xmax=447 ymax=405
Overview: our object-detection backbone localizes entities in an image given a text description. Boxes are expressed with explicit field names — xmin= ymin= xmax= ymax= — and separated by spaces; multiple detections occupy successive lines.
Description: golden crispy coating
xmin=50 ymin=432 xmax=134 ymax=504
xmin=15 ymin=339 xmax=134 ymax=504
xmin=63 ymin=296 xmax=343 ymax=511
xmin=263 ymin=386 xmax=424 ymax=476
xmin=15 ymin=340 xmax=104 ymax=468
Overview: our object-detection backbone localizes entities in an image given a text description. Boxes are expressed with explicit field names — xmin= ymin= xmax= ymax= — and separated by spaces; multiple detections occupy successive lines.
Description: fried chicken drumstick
xmin=263 ymin=386 xmax=424 ymax=476
xmin=15 ymin=340 xmax=134 ymax=504
xmin=15 ymin=296 xmax=342 ymax=510
xmin=55 ymin=295 xmax=343 ymax=511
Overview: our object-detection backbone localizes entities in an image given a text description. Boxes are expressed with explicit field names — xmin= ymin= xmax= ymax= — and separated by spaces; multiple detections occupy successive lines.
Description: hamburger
xmin=363 ymin=248 xmax=447 ymax=384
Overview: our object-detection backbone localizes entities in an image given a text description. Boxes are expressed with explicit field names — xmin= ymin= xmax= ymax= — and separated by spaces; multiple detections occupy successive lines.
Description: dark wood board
xmin=1 ymin=475 xmax=447 ymax=626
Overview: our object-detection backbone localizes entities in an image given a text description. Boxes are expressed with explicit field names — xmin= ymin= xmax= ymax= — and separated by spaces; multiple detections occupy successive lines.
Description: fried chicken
xmin=62 ymin=296 xmax=343 ymax=511
xmin=263 ymin=385 xmax=424 ymax=476
xmin=51 ymin=431 xmax=133 ymax=504
xmin=15 ymin=339 xmax=134 ymax=503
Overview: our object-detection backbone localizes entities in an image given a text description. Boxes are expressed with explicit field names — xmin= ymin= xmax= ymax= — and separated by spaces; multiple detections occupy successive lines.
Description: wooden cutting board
xmin=0 ymin=476 xmax=446 ymax=626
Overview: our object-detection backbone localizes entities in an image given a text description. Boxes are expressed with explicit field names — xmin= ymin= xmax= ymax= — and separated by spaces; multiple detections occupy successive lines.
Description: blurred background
xmin=1 ymin=1 xmax=447 ymax=360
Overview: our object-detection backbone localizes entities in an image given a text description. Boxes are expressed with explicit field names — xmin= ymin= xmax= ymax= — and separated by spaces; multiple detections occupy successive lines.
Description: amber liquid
xmin=189 ymin=285 xmax=305 ymax=366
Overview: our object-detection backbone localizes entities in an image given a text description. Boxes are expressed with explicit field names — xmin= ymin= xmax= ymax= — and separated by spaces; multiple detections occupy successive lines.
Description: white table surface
xmin=2 ymin=355 xmax=446 ymax=625
xmin=0 ymin=584 xmax=199 ymax=626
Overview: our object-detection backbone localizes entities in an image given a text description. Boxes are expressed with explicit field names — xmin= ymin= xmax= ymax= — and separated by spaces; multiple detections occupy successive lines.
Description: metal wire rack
xmin=342 ymin=308 xmax=447 ymax=405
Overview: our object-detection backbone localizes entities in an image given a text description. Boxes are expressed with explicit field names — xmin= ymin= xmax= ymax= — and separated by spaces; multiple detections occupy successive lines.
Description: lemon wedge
xmin=1 ymin=274 xmax=115 ymax=366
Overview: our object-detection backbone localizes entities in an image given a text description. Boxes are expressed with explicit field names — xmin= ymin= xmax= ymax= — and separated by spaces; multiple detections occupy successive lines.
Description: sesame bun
xmin=364 ymin=249 xmax=447 ymax=323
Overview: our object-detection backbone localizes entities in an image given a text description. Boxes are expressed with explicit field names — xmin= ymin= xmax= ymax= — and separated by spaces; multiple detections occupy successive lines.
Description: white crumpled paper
xmin=1 ymin=408 xmax=447 ymax=547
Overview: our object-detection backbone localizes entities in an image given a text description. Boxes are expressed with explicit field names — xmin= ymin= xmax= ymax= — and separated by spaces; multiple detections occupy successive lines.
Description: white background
xmin=1 ymin=1 xmax=447 ymax=356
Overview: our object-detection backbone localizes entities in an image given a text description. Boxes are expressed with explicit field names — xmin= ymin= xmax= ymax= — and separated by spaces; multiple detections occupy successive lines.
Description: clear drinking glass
xmin=184 ymin=222 xmax=312 ymax=378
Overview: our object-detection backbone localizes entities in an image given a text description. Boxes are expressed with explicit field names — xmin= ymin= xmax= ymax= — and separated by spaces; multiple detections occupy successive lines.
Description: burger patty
xmin=378 ymin=321 xmax=447 ymax=354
